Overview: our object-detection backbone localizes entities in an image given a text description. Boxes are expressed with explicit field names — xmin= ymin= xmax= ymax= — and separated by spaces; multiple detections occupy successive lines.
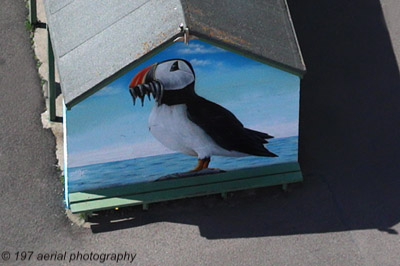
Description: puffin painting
xmin=129 ymin=59 xmax=277 ymax=172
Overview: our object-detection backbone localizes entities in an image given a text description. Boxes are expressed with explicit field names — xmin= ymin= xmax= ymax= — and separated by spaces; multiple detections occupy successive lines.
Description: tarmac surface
xmin=1 ymin=0 xmax=400 ymax=265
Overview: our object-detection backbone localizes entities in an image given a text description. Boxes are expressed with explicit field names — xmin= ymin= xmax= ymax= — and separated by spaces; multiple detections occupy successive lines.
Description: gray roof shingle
xmin=181 ymin=0 xmax=305 ymax=75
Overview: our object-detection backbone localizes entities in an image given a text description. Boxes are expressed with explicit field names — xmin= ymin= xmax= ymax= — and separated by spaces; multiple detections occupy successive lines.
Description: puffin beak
xmin=129 ymin=64 xmax=164 ymax=106
xmin=129 ymin=65 xmax=153 ymax=89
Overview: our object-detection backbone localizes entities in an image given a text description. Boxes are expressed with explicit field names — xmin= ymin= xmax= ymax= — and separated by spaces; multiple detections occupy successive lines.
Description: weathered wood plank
xmin=69 ymin=162 xmax=300 ymax=203
xmin=69 ymin=170 xmax=302 ymax=213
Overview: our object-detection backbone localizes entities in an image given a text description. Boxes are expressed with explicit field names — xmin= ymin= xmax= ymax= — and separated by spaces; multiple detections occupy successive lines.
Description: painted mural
xmin=66 ymin=40 xmax=300 ymax=192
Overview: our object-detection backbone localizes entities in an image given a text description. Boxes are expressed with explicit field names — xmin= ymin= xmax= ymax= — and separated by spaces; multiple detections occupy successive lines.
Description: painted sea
xmin=68 ymin=136 xmax=298 ymax=192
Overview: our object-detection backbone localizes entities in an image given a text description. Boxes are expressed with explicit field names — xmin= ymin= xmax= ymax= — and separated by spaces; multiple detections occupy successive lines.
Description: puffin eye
xmin=170 ymin=61 xmax=179 ymax=72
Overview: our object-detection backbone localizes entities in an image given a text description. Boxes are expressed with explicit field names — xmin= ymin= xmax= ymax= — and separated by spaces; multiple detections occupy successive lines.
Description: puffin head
xmin=129 ymin=59 xmax=195 ymax=106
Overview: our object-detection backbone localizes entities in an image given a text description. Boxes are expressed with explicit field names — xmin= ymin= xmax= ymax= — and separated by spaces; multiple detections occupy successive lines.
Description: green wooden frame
xmin=47 ymin=29 xmax=56 ymax=122
xmin=63 ymin=37 xmax=303 ymax=214
xmin=68 ymin=162 xmax=303 ymax=213
xmin=28 ymin=0 xmax=37 ymax=26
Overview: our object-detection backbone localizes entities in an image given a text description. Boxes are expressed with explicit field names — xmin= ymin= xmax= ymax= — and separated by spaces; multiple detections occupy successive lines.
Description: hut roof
xmin=44 ymin=0 xmax=305 ymax=108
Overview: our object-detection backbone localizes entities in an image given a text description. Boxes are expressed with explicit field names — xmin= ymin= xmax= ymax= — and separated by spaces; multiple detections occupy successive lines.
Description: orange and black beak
xmin=129 ymin=64 xmax=154 ymax=89
xmin=129 ymin=64 xmax=163 ymax=106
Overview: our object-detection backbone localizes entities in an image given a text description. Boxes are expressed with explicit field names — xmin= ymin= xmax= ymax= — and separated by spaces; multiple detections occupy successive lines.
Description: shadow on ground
xmin=88 ymin=0 xmax=400 ymax=238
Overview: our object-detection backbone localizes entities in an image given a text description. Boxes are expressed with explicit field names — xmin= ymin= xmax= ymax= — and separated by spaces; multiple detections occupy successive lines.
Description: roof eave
xmin=191 ymin=32 xmax=306 ymax=78
xmin=65 ymin=34 xmax=181 ymax=109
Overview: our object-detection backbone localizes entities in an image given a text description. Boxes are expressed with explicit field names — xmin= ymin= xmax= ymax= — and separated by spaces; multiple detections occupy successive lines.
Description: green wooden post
xmin=29 ymin=0 xmax=37 ymax=26
xmin=47 ymin=29 xmax=56 ymax=121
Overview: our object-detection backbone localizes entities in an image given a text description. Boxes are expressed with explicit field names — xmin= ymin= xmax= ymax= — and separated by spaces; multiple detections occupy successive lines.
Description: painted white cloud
xmin=190 ymin=59 xmax=212 ymax=66
xmin=178 ymin=43 xmax=225 ymax=55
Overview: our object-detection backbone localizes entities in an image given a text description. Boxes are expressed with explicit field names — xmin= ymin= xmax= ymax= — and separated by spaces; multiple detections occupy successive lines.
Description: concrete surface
xmin=0 ymin=0 xmax=399 ymax=265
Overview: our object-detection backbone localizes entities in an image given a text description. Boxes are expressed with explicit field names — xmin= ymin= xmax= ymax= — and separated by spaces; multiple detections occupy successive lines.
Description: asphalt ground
xmin=0 ymin=0 xmax=399 ymax=265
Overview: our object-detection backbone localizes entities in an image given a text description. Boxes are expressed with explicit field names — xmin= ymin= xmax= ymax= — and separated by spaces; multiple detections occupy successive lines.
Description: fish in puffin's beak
xmin=128 ymin=64 xmax=164 ymax=106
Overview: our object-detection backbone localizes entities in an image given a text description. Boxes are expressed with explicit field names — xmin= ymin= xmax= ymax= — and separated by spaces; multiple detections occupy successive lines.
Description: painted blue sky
xmin=66 ymin=40 xmax=300 ymax=167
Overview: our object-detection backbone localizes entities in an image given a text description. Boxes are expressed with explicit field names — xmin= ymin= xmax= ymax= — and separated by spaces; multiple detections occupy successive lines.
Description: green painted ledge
xmin=69 ymin=162 xmax=303 ymax=213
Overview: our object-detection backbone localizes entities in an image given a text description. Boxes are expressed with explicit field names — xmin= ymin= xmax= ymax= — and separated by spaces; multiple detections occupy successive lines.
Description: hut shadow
xmin=88 ymin=179 xmax=351 ymax=237
xmin=89 ymin=0 xmax=400 ymax=238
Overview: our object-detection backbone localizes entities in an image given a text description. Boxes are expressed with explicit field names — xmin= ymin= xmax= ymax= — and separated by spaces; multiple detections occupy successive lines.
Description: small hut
xmin=44 ymin=0 xmax=306 ymax=213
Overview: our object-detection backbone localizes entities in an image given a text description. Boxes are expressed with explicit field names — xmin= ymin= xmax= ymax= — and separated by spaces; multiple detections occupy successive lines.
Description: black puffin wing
xmin=186 ymin=97 xmax=277 ymax=156
xmin=187 ymin=97 xmax=242 ymax=150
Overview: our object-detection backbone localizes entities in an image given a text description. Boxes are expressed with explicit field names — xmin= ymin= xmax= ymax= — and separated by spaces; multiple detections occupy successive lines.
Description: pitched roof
xmin=44 ymin=0 xmax=305 ymax=108
xmin=181 ymin=0 xmax=305 ymax=75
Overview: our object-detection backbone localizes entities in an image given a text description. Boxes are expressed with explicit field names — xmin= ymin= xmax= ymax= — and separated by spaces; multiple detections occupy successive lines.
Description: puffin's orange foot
xmin=190 ymin=158 xmax=210 ymax=172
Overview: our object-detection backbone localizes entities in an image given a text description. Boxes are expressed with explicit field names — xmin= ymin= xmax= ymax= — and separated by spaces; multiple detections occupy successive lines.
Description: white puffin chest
xmin=148 ymin=104 xmax=246 ymax=159
xmin=148 ymin=104 xmax=207 ymax=157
